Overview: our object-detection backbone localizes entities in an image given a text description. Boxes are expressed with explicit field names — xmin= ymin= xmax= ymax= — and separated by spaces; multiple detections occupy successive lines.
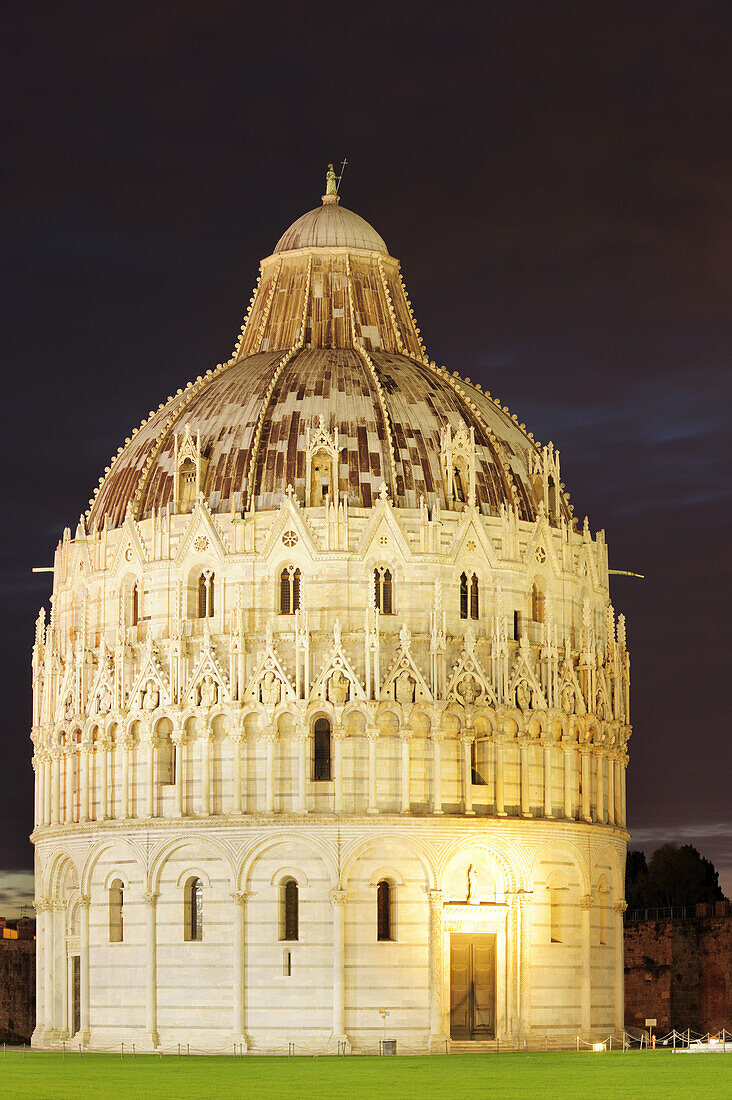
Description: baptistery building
xmin=31 ymin=172 xmax=631 ymax=1053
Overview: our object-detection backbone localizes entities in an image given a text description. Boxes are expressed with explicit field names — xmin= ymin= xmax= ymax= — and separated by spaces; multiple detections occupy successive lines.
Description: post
xmin=200 ymin=731 xmax=211 ymax=816
xmin=520 ymin=739 xmax=531 ymax=817
xmin=44 ymin=901 xmax=55 ymax=1034
xmin=543 ymin=743 xmax=553 ymax=818
xmin=173 ymin=729 xmax=185 ymax=817
xmin=264 ymin=732 xmax=276 ymax=813
xmin=580 ymin=894 xmax=592 ymax=1034
xmin=607 ymin=752 xmax=615 ymax=825
xmin=146 ymin=736 xmax=156 ymax=818
xmin=99 ymin=738 xmax=109 ymax=820
xmin=330 ymin=890 xmax=348 ymax=1047
xmin=431 ymin=734 xmax=444 ymax=814
xmin=80 ymin=894 xmax=91 ymax=1043
xmin=44 ymin=753 xmax=52 ymax=825
xmin=428 ymin=889 xmax=446 ymax=1049
xmin=80 ymin=746 xmax=90 ymax=822
xmin=51 ymin=750 xmax=61 ymax=825
xmin=461 ymin=734 xmax=474 ymax=815
xmin=333 ymin=731 xmax=345 ymax=814
xmin=231 ymin=893 xmax=248 ymax=1048
xmin=144 ymin=892 xmax=159 ymax=1049
xmin=399 ymin=732 xmax=411 ymax=813
xmin=34 ymin=899 xmax=47 ymax=1036
xmin=120 ymin=737 xmax=131 ymax=818
xmin=366 ymin=728 xmax=379 ymax=814
xmin=581 ymin=750 xmax=591 ymax=822
xmin=297 ymin=730 xmax=308 ymax=814
xmin=230 ymin=732 xmax=243 ymax=815
xmin=596 ymin=752 xmax=604 ymax=822
xmin=614 ymin=900 xmax=627 ymax=1032
xmin=495 ymin=737 xmax=506 ymax=816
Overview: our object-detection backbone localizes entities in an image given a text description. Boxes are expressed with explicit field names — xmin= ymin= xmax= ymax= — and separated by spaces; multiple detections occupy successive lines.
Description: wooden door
xmin=450 ymin=933 xmax=496 ymax=1039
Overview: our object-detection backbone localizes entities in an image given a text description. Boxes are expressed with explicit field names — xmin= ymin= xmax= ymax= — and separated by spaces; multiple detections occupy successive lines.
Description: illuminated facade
xmin=31 ymin=176 xmax=631 ymax=1052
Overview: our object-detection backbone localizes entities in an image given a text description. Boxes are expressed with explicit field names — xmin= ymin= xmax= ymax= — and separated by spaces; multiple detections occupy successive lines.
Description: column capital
xmin=34 ymin=897 xmax=51 ymax=913
xmin=79 ymin=893 xmax=91 ymax=910
xmin=614 ymin=900 xmax=628 ymax=914
xmin=579 ymin=893 xmax=593 ymax=910
xmin=330 ymin=889 xmax=347 ymax=908
xmin=459 ymin=731 xmax=475 ymax=745
xmin=143 ymin=891 xmax=159 ymax=907
xmin=428 ymin=888 xmax=443 ymax=910
xmin=365 ymin=727 xmax=379 ymax=742
xmin=230 ymin=891 xmax=249 ymax=906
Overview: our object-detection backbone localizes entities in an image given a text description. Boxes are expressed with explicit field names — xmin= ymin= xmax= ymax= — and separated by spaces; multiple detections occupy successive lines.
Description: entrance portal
xmin=450 ymin=933 xmax=496 ymax=1039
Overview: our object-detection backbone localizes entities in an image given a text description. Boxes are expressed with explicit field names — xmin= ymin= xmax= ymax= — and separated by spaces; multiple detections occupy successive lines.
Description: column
xmin=80 ymin=747 xmax=90 ymax=822
xmin=44 ymin=754 xmax=52 ymax=825
xmin=146 ymin=737 xmax=156 ymax=818
xmin=64 ymin=751 xmax=73 ymax=822
xmin=172 ymin=731 xmax=185 ymax=818
xmin=613 ymin=900 xmax=627 ymax=1031
xmin=33 ymin=758 xmax=40 ymax=829
xmin=330 ymin=890 xmax=348 ymax=1044
xmin=296 ymin=731 xmax=308 ymax=814
xmin=79 ymin=894 xmax=91 ymax=1043
xmin=581 ymin=750 xmax=591 ymax=822
xmin=431 ymin=734 xmax=444 ymax=814
xmin=231 ymin=892 xmax=248 ymax=1046
xmin=517 ymin=892 xmax=531 ymax=1042
xmin=580 ymin=893 xmax=592 ymax=1034
xmin=51 ymin=751 xmax=61 ymax=825
xmin=607 ymin=754 xmax=615 ymax=826
xmin=563 ymin=745 xmax=573 ymax=819
xmin=519 ymin=740 xmax=531 ymax=817
xmin=333 ymin=731 xmax=345 ymax=814
xmin=99 ymin=739 xmax=109 ymax=820
xmin=230 ymin=732 xmax=243 ymax=815
xmin=399 ymin=732 xmax=411 ymax=813
xmin=34 ymin=899 xmax=47 ymax=1035
xmin=620 ymin=757 xmax=627 ymax=826
xmin=543 ymin=742 xmax=553 ymax=818
xmin=461 ymin=734 xmax=474 ymax=815
xmin=200 ymin=732 xmax=211 ymax=816
xmin=264 ymin=732 xmax=276 ymax=814
xmin=495 ymin=737 xmax=506 ymax=816
xmin=121 ymin=738 xmax=130 ymax=818
xmin=596 ymin=752 xmax=605 ymax=823
xmin=144 ymin=892 xmax=159 ymax=1048
xmin=427 ymin=889 xmax=446 ymax=1048
xmin=366 ymin=728 xmax=379 ymax=814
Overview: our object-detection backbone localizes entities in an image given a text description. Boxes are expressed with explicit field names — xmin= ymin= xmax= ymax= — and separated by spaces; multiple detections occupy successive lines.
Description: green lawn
xmin=0 ymin=1050 xmax=729 ymax=1100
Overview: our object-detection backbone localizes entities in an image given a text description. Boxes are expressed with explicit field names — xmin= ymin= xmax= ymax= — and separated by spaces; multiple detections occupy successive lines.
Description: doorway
xmin=450 ymin=933 xmax=496 ymax=1039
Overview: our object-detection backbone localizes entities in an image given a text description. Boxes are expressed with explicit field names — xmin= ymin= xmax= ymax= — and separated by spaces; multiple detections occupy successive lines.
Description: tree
xmin=625 ymin=843 xmax=726 ymax=911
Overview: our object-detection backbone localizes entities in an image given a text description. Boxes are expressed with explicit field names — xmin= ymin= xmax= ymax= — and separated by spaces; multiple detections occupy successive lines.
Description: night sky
xmin=2 ymin=1 xmax=730 ymax=914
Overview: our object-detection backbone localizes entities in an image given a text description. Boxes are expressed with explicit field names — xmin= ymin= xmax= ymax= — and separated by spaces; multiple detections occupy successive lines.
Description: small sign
xmin=645 ymin=1018 xmax=657 ymax=1027
xmin=379 ymin=1010 xmax=390 ymax=1017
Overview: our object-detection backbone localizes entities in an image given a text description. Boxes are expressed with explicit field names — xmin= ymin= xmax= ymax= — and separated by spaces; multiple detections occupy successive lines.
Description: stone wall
xmin=0 ymin=939 xmax=35 ymax=1042
xmin=624 ymin=907 xmax=731 ymax=1032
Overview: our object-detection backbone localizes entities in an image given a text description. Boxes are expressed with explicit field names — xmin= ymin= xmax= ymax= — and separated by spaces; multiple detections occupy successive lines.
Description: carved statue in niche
xmin=199 ymin=675 xmax=217 ymax=708
xmin=260 ymin=671 xmax=281 ymax=707
xmin=458 ymin=674 xmax=481 ymax=705
xmin=328 ymin=670 xmax=349 ymax=706
xmin=64 ymin=695 xmax=74 ymax=721
xmin=467 ymin=863 xmax=479 ymax=905
xmin=561 ymin=682 xmax=575 ymax=715
xmin=596 ymin=693 xmax=606 ymax=720
xmin=516 ymin=680 xmax=532 ymax=711
xmin=97 ymin=687 xmax=112 ymax=715
xmin=142 ymin=680 xmax=159 ymax=712
xmin=395 ymin=670 xmax=415 ymax=706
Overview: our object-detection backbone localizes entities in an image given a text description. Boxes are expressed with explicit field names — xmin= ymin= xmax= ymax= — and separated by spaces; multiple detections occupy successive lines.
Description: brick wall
xmin=0 ymin=939 xmax=35 ymax=1042
xmin=625 ymin=911 xmax=731 ymax=1032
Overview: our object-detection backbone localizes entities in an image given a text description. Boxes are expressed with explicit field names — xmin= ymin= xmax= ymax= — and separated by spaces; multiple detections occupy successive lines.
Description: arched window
xmin=179 ymin=458 xmax=197 ymax=512
xmin=531 ymin=583 xmax=545 ymax=623
xmin=460 ymin=572 xmax=480 ymax=620
xmin=280 ymin=878 xmax=299 ymax=942
xmin=374 ymin=567 xmax=393 ymax=614
xmin=131 ymin=583 xmax=139 ymax=627
xmin=470 ymin=739 xmax=488 ymax=785
xmin=109 ymin=880 xmax=124 ymax=943
xmin=377 ymin=880 xmax=393 ymax=941
xmin=157 ymin=723 xmax=176 ymax=786
xmin=184 ymin=877 xmax=203 ymax=941
xmin=513 ymin=609 xmax=522 ymax=640
xmin=313 ymin=718 xmax=332 ymax=781
xmin=197 ymin=572 xmax=215 ymax=618
xmin=280 ymin=566 xmax=301 ymax=615
xmin=310 ymin=450 xmax=333 ymax=507
xmin=453 ymin=463 xmax=466 ymax=503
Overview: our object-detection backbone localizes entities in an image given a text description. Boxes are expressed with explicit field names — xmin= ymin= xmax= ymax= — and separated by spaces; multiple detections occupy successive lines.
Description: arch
xmin=148 ymin=833 xmax=236 ymax=894
xmin=438 ymin=836 xmax=527 ymax=897
xmin=546 ymin=869 xmax=567 ymax=943
xmin=594 ymin=843 xmax=626 ymax=900
xmin=46 ymin=851 xmax=81 ymax=903
xmin=175 ymin=866 xmax=213 ymax=890
xmin=373 ymin=565 xmax=394 ymax=614
xmin=531 ymin=577 xmax=546 ymax=623
xmin=376 ymin=879 xmax=395 ymax=941
xmin=269 ymin=866 xmax=309 ymax=889
xmin=238 ymin=832 xmax=339 ymax=893
xmin=81 ymin=836 xmax=146 ymax=896
xmin=529 ymin=839 xmax=591 ymax=897
xmin=184 ymin=876 xmax=204 ymax=942
xmin=279 ymin=876 xmax=299 ymax=941
xmin=108 ymin=878 xmax=125 ymax=943
xmin=340 ymin=834 xmax=436 ymax=892
xmin=279 ymin=564 xmax=301 ymax=615
xmin=368 ymin=867 xmax=406 ymax=888
xmin=313 ymin=715 xmax=332 ymax=781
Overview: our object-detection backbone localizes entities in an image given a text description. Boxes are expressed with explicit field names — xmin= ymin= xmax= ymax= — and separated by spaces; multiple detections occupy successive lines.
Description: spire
xmin=322 ymin=162 xmax=340 ymax=206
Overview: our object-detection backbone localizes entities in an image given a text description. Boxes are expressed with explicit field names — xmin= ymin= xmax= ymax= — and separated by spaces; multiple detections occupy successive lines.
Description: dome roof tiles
xmin=274 ymin=202 xmax=388 ymax=254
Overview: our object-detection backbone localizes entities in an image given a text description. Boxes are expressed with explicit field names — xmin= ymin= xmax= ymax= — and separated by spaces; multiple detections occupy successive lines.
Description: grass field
xmin=1 ymin=1050 xmax=729 ymax=1100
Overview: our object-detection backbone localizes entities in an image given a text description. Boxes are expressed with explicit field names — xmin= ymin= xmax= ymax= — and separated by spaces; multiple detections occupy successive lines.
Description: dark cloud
xmin=2 ymin=2 xmax=730 ymax=887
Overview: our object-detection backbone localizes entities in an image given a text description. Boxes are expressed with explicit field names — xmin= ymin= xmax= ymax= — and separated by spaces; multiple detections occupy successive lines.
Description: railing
xmin=625 ymin=901 xmax=731 ymax=922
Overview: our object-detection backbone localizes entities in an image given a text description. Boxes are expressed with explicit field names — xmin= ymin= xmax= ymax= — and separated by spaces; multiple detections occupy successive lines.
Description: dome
xmin=87 ymin=183 xmax=572 ymax=530
xmin=274 ymin=201 xmax=388 ymax=254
